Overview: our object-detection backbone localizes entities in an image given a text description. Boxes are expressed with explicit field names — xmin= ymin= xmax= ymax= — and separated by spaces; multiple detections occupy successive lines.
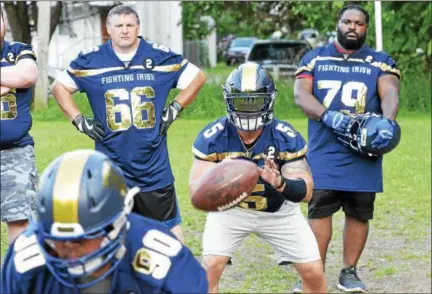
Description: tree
xmin=3 ymin=1 xmax=63 ymax=44
xmin=181 ymin=1 xmax=431 ymax=74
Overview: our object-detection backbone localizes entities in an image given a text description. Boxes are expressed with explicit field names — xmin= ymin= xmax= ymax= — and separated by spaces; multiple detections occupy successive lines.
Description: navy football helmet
xmin=223 ymin=62 xmax=277 ymax=131
xmin=34 ymin=150 xmax=138 ymax=289
xmin=335 ymin=112 xmax=401 ymax=158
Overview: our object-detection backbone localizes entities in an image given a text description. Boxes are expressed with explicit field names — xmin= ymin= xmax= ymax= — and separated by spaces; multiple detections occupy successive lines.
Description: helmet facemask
xmin=224 ymin=89 xmax=277 ymax=131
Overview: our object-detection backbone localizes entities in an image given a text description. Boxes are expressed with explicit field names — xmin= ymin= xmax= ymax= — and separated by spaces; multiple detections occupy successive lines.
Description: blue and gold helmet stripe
xmin=52 ymin=150 xmax=93 ymax=224
xmin=241 ymin=62 xmax=258 ymax=92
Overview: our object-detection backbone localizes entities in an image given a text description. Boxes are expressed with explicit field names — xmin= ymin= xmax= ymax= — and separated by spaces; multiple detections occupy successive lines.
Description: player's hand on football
xmin=259 ymin=156 xmax=283 ymax=189
xmin=371 ymin=118 xmax=396 ymax=149
xmin=0 ymin=86 xmax=11 ymax=96
xmin=159 ymin=100 xmax=183 ymax=136
xmin=72 ymin=114 xmax=105 ymax=141
xmin=321 ymin=110 xmax=350 ymax=133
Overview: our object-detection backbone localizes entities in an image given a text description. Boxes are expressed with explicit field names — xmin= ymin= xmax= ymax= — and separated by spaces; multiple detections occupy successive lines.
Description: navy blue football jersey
xmin=296 ymin=42 xmax=400 ymax=192
xmin=193 ymin=117 xmax=307 ymax=212
xmin=66 ymin=37 xmax=188 ymax=191
xmin=1 ymin=213 xmax=208 ymax=294
xmin=0 ymin=41 xmax=36 ymax=149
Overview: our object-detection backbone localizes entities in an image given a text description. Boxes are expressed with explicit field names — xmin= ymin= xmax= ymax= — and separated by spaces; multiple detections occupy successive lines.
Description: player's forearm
xmin=51 ymin=81 xmax=81 ymax=121
xmin=0 ymin=86 xmax=11 ymax=96
xmin=378 ymin=74 xmax=400 ymax=120
xmin=294 ymin=79 xmax=326 ymax=120
xmin=0 ymin=63 xmax=38 ymax=88
xmin=175 ymin=70 xmax=206 ymax=108
xmin=294 ymin=90 xmax=327 ymax=120
xmin=380 ymin=92 xmax=399 ymax=120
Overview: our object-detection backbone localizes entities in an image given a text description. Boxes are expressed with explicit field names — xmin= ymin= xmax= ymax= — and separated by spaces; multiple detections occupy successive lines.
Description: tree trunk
xmin=3 ymin=2 xmax=31 ymax=44
xmin=49 ymin=2 xmax=63 ymax=42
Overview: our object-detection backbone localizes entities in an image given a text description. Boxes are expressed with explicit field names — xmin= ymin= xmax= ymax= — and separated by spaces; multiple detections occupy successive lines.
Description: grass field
xmin=1 ymin=115 xmax=431 ymax=293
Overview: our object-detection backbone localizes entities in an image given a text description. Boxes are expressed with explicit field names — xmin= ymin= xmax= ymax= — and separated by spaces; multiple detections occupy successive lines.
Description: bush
xmin=33 ymin=72 xmax=430 ymax=122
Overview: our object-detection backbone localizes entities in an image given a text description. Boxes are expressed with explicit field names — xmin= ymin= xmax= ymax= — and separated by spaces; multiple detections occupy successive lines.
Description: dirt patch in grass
xmin=213 ymin=211 xmax=431 ymax=293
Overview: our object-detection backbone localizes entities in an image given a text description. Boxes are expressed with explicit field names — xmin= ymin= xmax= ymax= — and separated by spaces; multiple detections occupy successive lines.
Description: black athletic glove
xmin=159 ymin=100 xmax=183 ymax=136
xmin=72 ymin=114 xmax=105 ymax=141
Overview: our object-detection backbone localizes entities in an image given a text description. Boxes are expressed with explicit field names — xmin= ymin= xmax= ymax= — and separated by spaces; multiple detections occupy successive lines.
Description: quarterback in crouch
xmin=189 ymin=62 xmax=327 ymax=293
xmin=1 ymin=150 xmax=208 ymax=293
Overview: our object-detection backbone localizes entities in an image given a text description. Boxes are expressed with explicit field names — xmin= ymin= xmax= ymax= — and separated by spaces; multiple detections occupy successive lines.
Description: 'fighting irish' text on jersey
xmin=296 ymin=42 xmax=400 ymax=192
xmin=67 ymin=37 xmax=189 ymax=191
xmin=1 ymin=213 xmax=208 ymax=294
xmin=193 ymin=117 xmax=307 ymax=212
xmin=0 ymin=41 xmax=36 ymax=150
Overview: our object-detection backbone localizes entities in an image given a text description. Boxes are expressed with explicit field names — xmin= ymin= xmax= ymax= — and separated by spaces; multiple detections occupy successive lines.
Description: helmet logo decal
xmin=241 ymin=63 xmax=258 ymax=91
xmin=52 ymin=151 xmax=93 ymax=224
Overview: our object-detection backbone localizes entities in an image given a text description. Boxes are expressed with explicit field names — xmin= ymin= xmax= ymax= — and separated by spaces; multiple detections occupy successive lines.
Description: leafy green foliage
xmin=181 ymin=1 xmax=432 ymax=74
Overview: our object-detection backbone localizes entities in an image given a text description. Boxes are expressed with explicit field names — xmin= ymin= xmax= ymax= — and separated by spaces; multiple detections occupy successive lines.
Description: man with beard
xmin=292 ymin=4 xmax=400 ymax=293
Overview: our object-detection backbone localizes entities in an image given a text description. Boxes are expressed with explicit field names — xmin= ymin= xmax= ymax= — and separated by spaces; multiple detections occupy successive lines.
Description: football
xmin=191 ymin=159 xmax=260 ymax=212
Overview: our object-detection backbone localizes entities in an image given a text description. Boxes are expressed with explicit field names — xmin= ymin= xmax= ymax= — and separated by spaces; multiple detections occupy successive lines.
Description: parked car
xmin=225 ymin=37 xmax=257 ymax=66
xmin=246 ymin=39 xmax=312 ymax=78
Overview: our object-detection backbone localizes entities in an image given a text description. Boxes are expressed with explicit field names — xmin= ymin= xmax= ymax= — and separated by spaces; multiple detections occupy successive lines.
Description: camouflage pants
xmin=1 ymin=145 xmax=37 ymax=222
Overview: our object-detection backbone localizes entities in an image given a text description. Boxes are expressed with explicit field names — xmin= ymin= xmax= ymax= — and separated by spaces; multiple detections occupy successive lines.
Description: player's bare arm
xmin=188 ymin=158 xmax=216 ymax=196
xmin=175 ymin=70 xmax=206 ymax=108
xmin=280 ymin=158 xmax=314 ymax=202
xmin=0 ymin=59 xmax=38 ymax=89
xmin=50 ymin=80 xmax=81 ymax=121
xmin=294 ymin=77 xmax=326 ymax=120
xmin=160 ymin=68 xmax=206 ymax=136
xmin=378 ymin=74 xmax=400 ymax=120
xmin=259 ymin=156 xmax=313 ymax=203
xmin=0 ymin=85 xmax=10 ymax=95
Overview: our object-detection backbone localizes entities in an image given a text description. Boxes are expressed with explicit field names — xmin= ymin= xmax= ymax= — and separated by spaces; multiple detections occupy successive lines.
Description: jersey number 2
xmin=105 ymin=87 xmax=156 ymax=131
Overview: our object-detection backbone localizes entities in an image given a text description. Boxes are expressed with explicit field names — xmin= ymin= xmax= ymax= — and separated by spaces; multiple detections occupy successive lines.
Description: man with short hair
xmin=293 ymin=4 xmax=400 ymax=293
xmin=51 ymin=5 xmax=206 ymax=243
xmin=0 ymin=10 xmax=39 ymax=244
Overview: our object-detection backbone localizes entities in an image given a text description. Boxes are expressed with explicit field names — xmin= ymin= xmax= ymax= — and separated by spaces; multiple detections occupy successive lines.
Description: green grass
xmin=1 ymin=115 xmax=431 ymax=293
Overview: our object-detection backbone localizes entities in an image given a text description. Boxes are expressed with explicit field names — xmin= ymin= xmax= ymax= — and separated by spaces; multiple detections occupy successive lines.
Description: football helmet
xmin=223 ymin=62 xmax=277 ymax=131
xmin=34 ymin=150 xmax=138 ymax=289
xmin=335 ymin=112 xmax=401 ymax=158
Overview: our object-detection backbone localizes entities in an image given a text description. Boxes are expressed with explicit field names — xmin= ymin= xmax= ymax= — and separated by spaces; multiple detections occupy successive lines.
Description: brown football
xmin=191 ymin=159 xmax=260 ymax=212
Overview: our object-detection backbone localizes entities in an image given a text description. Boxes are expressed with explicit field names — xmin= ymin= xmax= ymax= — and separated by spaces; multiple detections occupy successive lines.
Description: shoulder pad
xmin=192 ymin=118 xmax=228 ymax=161
xmin=144 ymin=42 xmax=186 ymax=69
xmin=273 ymin=120 xmax=308 ymax=160
xmin=68 ymin=45 xmax=103 ymax=70
xmin=6 ymin=42 xmax=36 ymax=64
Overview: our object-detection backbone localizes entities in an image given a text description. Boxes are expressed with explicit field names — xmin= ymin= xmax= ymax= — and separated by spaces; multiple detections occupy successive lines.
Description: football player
xmin=0 ymin=10 xmax=39 ymax=243
xmin=50 ymin=5 xmax=206 ymax=243
xmin=1 ymin=150 xmax=208 ymax=293
xmin=189 ymin=63 xmax=327 ymax=293
xmin=293 ymin=4 xmax=400 ymax=293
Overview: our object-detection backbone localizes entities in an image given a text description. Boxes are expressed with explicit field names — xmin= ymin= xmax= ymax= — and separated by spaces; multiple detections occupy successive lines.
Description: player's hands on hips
xmin=72 ymin=114 xmax=105 ymax=141
xmin=321 ymin=110 xmax=350 ymax=133
xmin=371 ymin=118 xmax=395 ymax=149
xmin=259 ymin=156 xmax=283 ymax=189
xmin=159 ymin=100 xmax=183 ymax=136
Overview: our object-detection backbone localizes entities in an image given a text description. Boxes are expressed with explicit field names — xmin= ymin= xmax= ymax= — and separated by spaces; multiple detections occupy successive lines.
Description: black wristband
xmin=281 ymin=177 xmax=307 ymax=203
xmin=275 ymin=174 xmax=285 ymax=190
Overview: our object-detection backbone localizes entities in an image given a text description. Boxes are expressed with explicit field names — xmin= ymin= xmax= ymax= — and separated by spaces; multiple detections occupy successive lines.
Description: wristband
xmin=281 ymin=177 xmax=307 ymax=203
xmin=275 ymin=174 xmax=285 ymax=190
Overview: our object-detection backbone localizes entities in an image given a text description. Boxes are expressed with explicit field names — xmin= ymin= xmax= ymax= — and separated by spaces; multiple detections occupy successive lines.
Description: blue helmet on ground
xmin=335 ymin=112 xmax=401 ymax=158
xmin=34 ymin=149 xmax=137 ymax=289
xmin=223 ymin=62 xmax=277 ymax=131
